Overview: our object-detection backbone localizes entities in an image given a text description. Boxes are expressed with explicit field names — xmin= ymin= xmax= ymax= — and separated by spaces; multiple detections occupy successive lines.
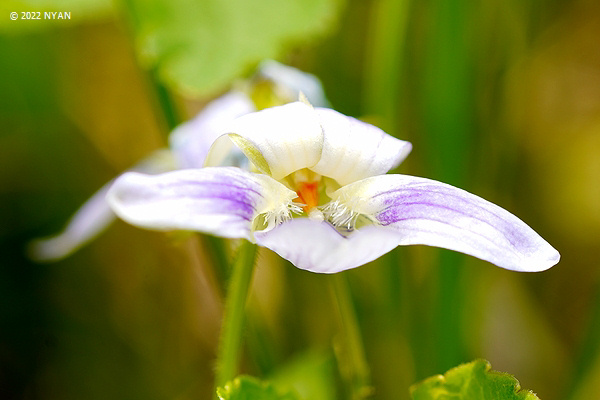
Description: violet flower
xmin=30 ymin=61 xmax=328 ymax=261
xmin=107 ymin=101 xmax=560 ymax=273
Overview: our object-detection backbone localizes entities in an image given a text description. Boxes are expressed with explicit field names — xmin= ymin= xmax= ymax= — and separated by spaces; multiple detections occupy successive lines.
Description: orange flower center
xmin=295 ymin=181 xmax=319 ymax=213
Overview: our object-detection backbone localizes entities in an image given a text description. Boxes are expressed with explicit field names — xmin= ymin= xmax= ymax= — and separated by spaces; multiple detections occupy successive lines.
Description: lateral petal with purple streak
xmin=107 ymin=167 xmax=296 ymax=239
xmin=331 ymin=175 xmax=560 ymax=272
xmin=254 ymin=219 xmax=402 ymax=273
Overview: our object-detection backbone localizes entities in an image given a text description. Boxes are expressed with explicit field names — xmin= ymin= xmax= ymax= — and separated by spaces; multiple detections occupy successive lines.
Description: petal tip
xmin=524 ymin=245 xmax=560 ymax=272
xmin=495 ymin=240 xmax=560 ymax=272
xmin=27 ymin=236 xmax=70 ymax=262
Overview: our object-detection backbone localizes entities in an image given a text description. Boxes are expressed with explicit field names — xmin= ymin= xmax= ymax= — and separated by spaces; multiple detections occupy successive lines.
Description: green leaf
xmin=410 ymin=359 xmax=541 ymax=400
xmin=217 ymin=375 xmax=301 ymax=400
xmin=269 ymin=350 xmax=336 ymax=400
xmin=123 ymin=0 xmax=342 ymax=97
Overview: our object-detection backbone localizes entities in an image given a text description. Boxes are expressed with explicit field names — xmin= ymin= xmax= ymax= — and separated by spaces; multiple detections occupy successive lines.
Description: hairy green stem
xmin=331 ymin=273 xmax=372 ymax=399
xmin=362 ymin=0 xmax=412 ymax=388
xmin=422 ymin=0 xmax=473 ymax=373
xmin=214 ymin=240 xmax=257 ymax=393
xmin=203 ymin=234 xmax=231 ymax=297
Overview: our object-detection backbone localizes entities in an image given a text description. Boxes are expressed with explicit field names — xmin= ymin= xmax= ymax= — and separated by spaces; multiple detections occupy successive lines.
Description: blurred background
xmin=1 ymin=0 xmax=599 ymax=399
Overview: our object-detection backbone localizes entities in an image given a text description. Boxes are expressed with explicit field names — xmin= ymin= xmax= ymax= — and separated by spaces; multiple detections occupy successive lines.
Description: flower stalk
xmin=331 ymin=273 xmax=373 ymax=399
xmin=214 ymin=240 xmax=257 ymax=392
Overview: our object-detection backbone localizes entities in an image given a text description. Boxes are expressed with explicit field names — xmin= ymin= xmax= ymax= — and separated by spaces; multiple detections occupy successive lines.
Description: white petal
xmin=258 ymin=60 xmax=331 ymax=107
xmin=207 ymin=102 xmax=324 ymax=180
xmin=331 ymin=175 xmax=560 ymax=272
xmin=311 ymin=108 xmax=412 ymax=186
xmin=28 ymin=150 xmax=176 ymax=262
xmin=107 ymin=167 xmax=297 ymax=240
xmin=169 ymin=91 xmax=255 ymax=169
xmin=254 ymin=219 xmax=402 ymax=273
xmin=28 ymin=182 xmax=116 ymax=262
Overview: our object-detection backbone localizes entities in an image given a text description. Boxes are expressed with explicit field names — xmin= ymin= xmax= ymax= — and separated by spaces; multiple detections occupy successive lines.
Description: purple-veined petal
xmin=107 ymin=167 xmax=297 ymax=240
xmin=254 ymin=219 xmax=402 ymax=273
xmin=169 ymin=91 xmax=255 ymax=169
xmin=206 ymin=102 xmax=323 ymax=180
xmin=311 ymin=108 xmax=412 ymax=186
xmin=28 ymin=150 xmax=176 ymax=262
xmin=258 ymin=60 xmax=331 ymax=107
xmin=330 ymin=174 xmax=560 ymax=272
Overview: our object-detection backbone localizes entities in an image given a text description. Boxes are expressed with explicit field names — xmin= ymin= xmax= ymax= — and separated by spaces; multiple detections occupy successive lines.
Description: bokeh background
xmin=2 ymin=0 xmax=600 ymax=399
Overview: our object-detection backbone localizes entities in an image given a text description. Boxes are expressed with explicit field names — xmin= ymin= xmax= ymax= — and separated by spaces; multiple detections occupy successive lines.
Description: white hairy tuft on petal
xmin=322 ymin=200 xmax=361 ymax=230
xmin=311 ymin=108 xmax=412 ymax=186
xmin=330 ymin=175 xmax=560 ymax=272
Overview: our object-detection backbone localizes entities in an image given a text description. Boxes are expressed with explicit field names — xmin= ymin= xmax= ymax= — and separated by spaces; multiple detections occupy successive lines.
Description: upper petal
xmin=169 ymin=91 xmax=255 ymax=169
xmin=28 ymin=150 xmax=176 ymax=262
xmin=254 ymin=219 xmax=402 ymax=273
xmin=107 ymin=167 xmax=297 ymax=240
xmin=331 ymin=175 xmax=560 ymax=272
xmin=29 ymin=181 xmax=116 ymax=262
xmin=258 ymin=60 xmax=331 ymax=107
xmin=206 ymin=102 xmax=324 ymax=180
xmin=311 ymin=108 xmax=412 ymax=186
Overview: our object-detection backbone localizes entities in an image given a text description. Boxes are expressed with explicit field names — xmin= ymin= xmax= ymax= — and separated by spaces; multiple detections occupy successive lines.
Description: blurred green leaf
xmin=269 ymin=351 xmax=336 ymax=400
xmin=410 ymin=359 xmax=540 ymax=400
xmin=217 ymin=375 xmax=300 ymax=400
xmin=123 ymin=0 xmax=341 ymax=97
xmin=0 ymin=0 xmax=113 ymax=32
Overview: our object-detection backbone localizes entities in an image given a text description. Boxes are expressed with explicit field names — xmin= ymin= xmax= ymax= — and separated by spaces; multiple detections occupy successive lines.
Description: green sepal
xmin=228 ymin=134 xmax=271 ymax=176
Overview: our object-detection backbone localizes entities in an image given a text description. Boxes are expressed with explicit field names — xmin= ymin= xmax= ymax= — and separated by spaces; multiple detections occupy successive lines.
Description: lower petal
xmin=254 ymin=219 xmax=402 ymax=273
xmin=331 ymin=174 xmax=560 ymax=272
